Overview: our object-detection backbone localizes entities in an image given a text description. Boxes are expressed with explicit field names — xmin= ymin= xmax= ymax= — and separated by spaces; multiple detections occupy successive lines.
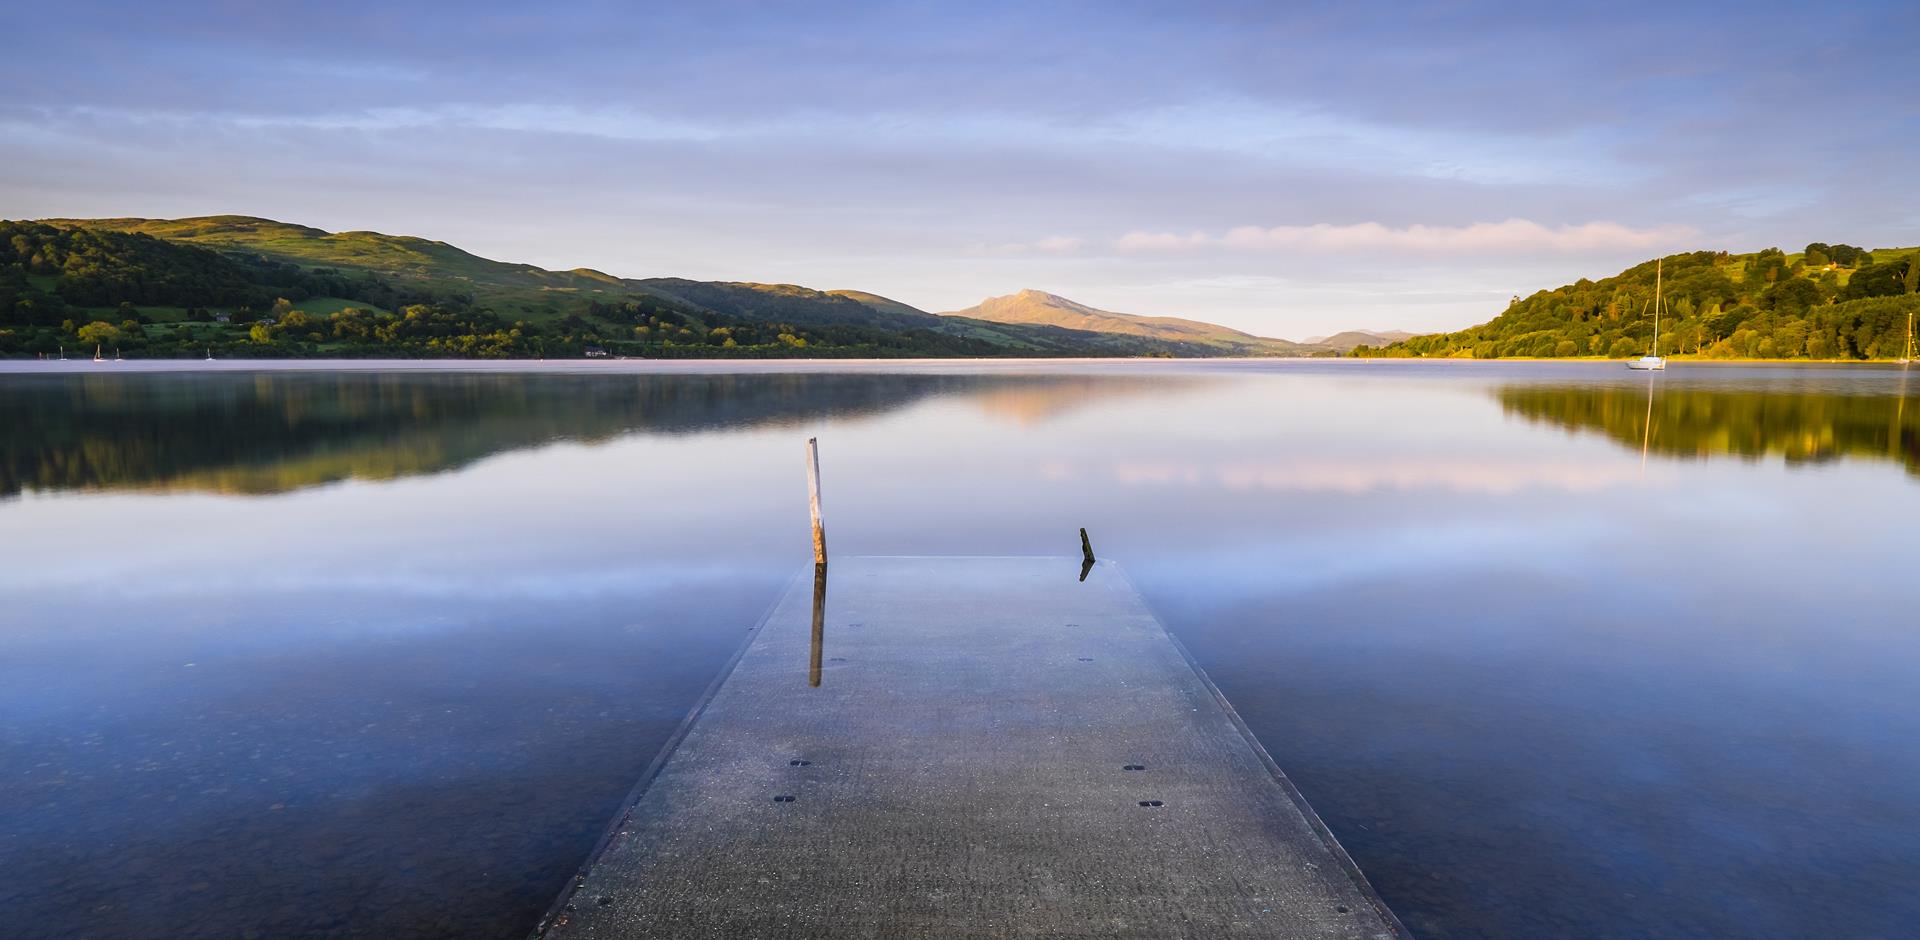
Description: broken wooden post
xmin=806 ymin=437 xmax=826 ymax=566
xmin=1079 ymin=527 xmax=1096 ymax=581
xmin=809 ymin=564 xmax=827 ymax=687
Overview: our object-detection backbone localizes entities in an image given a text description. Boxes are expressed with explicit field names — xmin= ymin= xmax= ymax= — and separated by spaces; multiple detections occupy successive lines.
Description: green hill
xmin=0 ymin=219 xmax=1016 ymax=358
xmin=37 ymin=216 xmax=968 ymax=333
xmin=1358 ymin=244 xmax=1920 ymax=360
xmin=2 ymin=215 xmax=1316 ymax=359
xmin=827 ymin=289 xmax=935 ymax=321
xmin=634 ymin=279 xmax=941 ymax=329
xmin=38 ymin=215 xmax=608 ymax=296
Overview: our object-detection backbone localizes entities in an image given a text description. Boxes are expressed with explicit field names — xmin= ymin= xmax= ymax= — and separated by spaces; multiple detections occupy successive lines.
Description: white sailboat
xmin=1627 ymin=258 xmax=1667 ymax=370
xmin=205 ymin=346 xmax=215 ymax=361
xmin=93 ymin=344 xmax=104 ymax=362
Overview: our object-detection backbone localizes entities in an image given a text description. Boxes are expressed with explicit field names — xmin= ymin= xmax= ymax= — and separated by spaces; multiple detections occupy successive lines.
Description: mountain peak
xmin=942 ymin=290 xmax=1299 ymax=354
xmin=994 ymin=289 xmax=1100 ymax=314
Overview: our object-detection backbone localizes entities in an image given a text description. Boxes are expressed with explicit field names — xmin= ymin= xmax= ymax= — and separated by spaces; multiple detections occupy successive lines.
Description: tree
xmin=75 ymin=320 xmax=120 ymax=345
xmin=1841 ymin=259 xmax=1916 ymax=300
xmin=1828 ymin=244 xmax=1866 ymax=266
xmin=1760 ymin=278 xmax=1821 ymax=316
xmin=1907 ymin=257 xmax=1920 ymax=295
xmin=1708 ymin=305 xmax=1751 ymax=340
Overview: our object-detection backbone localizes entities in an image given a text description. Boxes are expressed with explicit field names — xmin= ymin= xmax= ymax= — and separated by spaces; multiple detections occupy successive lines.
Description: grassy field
xmin=288 ymin=297 xmax=390 ymax=317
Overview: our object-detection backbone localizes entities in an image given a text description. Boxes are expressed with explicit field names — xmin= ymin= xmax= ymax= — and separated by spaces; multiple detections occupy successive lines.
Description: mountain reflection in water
xmin=0 ymin=370 xmax=1193 ymax=498
xmin=11 ymin=364 xmax=1919 ymax=501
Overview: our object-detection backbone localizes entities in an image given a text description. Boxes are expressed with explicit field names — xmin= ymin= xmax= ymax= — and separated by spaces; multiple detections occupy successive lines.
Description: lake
xmin=3 ymin=359 xmax=1917 ymax=939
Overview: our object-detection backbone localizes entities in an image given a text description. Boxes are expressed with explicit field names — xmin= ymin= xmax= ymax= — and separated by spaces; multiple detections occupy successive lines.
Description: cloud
xmin=1115 ymin=231 xmax=1211 ymax=251
xmin=1116 ymin=219 xmax=1697 ymax=255
xmin=985 ymin=234 xmax=1086 ymax=255
xmin=40 ymin=103 xmax=722 ymax=142
xmin=1029 ymin=235 xmax=1085 ymax=253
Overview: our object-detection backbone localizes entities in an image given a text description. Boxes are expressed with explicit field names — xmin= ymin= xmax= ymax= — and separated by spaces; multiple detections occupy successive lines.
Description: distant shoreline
xmin=2 ymin=356 xmax=1912 ymax=373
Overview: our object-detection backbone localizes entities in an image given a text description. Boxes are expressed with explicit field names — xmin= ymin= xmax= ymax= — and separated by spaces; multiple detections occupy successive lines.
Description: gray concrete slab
xmin=538 ymin=556 xmax=1405 ymax=939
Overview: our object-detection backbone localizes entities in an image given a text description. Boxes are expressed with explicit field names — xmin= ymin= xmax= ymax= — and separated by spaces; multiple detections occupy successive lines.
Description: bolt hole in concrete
xmin=597 ymin=897 xmax=613 ymax=906
xmin=1138 ymin=800 xmax=1164 ymax=807
xmin=1124 ymin=765 xmax=1146 ymax=771
xmin=1077 ymin=657 xmax=1094 ymax=662
xmin=773 ymin=795 xmax=796 ymax=803
xmin=789 ymin=759 xmax=812 ymax=766
xmin=1337 ymin=906 xmax=1351 ymax=914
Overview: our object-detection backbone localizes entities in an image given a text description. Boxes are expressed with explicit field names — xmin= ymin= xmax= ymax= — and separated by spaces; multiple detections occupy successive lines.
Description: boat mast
xmin=1653 ymin=258 xmax=1662 ymax=358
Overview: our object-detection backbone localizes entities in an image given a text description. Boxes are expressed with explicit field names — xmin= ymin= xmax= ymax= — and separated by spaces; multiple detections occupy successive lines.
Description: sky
xmin=3 ymin=0 xmax=1917 ymax=338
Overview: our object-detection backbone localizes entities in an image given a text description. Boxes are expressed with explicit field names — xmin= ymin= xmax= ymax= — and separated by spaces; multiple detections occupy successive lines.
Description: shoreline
xmin=1 ymin=356 xmax=1913 ymax=375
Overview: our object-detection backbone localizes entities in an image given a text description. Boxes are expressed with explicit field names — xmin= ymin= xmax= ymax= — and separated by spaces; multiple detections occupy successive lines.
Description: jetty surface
xmin=539 ymin=555 xmax=1404 ymax=939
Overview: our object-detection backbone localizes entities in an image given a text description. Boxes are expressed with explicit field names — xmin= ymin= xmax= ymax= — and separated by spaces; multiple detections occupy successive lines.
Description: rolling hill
xmin=4 ymin=216 xmax=1321 ymax=359
xmin=1304 ymin=329 xmax=1416 ymax=352
xmin=1358 ymin=244 xmax=1920 ymax=360
xmin=941 ymin=289 xmax=1308 ymax=356
xmin=39 ymin=216 xmax=929 ymax=329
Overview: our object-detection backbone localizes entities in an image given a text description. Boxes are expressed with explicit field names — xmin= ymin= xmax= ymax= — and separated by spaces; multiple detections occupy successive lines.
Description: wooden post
xmin=1079 ymin=527 xmax=1095 ymax=582
xmin=806 ymin=437 xmax=826 ymax=566
xmin=809 ymin=563 xmax=827 ymax=688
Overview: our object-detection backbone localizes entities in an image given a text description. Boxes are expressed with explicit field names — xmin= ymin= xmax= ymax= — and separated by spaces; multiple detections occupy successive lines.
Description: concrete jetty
xmin=538 ymin=556 xmax=1404 ymax=939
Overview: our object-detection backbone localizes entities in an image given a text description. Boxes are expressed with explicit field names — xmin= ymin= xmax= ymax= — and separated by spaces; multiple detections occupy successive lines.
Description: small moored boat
xmin=1628 ymin=258 xmax=1667 ymax=371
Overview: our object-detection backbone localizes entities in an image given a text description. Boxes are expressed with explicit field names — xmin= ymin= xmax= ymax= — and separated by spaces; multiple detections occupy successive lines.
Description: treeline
xmin=0 ymin=221 xmax=1012 ymax=358
xmin=577 ymin=299 xmax=1004 ymax=357
xmin=1357 ymin=244 xmax=1920 ymax=360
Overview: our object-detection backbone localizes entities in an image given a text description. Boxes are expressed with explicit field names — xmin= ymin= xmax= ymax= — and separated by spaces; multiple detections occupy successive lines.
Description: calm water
xmin=3 ymin=360 xmax=1917 ymax=939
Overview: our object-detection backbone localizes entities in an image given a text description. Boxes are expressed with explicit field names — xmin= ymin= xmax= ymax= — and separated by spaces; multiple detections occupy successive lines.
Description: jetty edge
xmin=536 ymin=555 xmax=1408 ymax=939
